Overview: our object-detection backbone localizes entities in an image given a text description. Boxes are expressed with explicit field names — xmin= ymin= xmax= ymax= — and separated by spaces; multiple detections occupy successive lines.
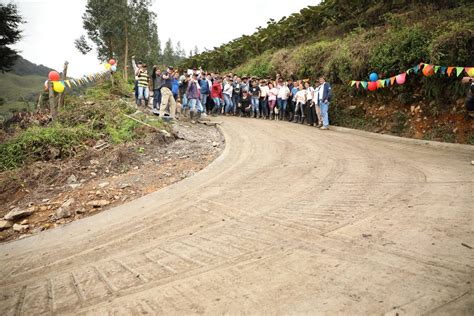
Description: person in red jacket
xmin=211 ymin=77 xmax=224 ymax=115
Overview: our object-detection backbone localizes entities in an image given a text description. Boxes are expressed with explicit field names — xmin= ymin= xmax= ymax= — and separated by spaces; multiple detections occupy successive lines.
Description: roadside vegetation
xmin=0 ymin=75 xmax=167 ymax=171
xmin=182 ymin=0 xmax=473 ymax=143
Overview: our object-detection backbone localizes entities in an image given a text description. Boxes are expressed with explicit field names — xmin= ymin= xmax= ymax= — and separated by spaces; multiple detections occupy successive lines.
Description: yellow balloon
xmin=53 ymin=81 xmax=65 ymax=93
xmin=105 ymin=63 xmax=111 ymax=70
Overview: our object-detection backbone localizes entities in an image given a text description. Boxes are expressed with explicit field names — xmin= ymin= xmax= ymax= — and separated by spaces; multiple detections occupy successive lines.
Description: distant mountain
xmin=9 ymin=56 xmax=54 ymax=77
xmin=0 ymin=56 xmax=53 ymax=108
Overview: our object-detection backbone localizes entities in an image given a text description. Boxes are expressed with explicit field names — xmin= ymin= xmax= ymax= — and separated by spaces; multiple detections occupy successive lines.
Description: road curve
xmin=0 ymin=117 xmax=473 ymax=315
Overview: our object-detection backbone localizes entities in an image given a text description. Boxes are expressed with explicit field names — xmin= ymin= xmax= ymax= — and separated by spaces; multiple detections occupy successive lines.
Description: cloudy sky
xmin=12 ymin=0 xmax=320 ymax=77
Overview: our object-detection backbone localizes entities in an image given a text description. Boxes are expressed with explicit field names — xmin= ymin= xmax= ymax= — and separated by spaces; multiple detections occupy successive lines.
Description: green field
xmin=0 ymin=72 xmax=45 ymax=116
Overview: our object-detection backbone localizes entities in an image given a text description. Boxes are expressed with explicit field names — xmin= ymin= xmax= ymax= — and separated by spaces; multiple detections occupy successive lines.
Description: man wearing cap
xmin=159 ymin=66 xmax=177 ymax=120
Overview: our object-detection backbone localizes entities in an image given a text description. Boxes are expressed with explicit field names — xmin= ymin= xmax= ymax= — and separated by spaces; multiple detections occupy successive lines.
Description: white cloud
xmin=12 ymin=0 xmax=320 ymax=77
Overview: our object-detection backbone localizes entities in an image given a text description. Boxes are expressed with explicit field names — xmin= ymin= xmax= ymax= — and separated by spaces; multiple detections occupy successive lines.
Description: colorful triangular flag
xmin=413 ymin=65 xmax=419 ymax=73
xmin=361 ymin=81 xmax=368 ymax=89
xmin=455 ymin=67 xmax=464 ymax=77
xmin=356 ymin=81 xmax=360 ymax=88
xmin=447 ymin=67 xmax=454 ymax=76
xmin=466 ymin=67 xmax=474 ymax=77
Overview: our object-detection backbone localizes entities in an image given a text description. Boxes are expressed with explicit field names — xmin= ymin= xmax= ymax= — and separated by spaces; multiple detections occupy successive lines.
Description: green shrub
xmin=0 ymin=123 xmax=97 ymax=170
xmin=370 ymin=25 xmax=431 ymax=74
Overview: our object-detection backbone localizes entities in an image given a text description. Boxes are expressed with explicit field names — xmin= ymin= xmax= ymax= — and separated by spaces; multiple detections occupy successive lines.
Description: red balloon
xmin=368 ymin=81 xmax=378 ymax=91
xmin=48 ymin=71 xmax=60 ymax=81
xmin=109 ymin=59 xmax=116 ymax=65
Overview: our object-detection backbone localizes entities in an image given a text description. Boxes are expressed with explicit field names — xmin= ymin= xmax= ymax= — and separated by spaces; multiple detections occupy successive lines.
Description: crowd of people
xmin=132 ymin=57 xmax=333 ymax=129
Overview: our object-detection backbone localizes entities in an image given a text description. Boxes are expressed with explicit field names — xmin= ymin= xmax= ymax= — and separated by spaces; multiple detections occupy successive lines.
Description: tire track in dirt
xmin=0 ymin=117 xmax=472 ymax=315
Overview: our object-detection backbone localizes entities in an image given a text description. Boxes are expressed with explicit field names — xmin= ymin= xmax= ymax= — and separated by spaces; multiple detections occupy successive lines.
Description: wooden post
xmin=58 ymin=61 xmax=69 ymax=109
xmin=48 ymin=80 xmax=56 ymax=119
xmin=36 ymin=92 xmax=43 ymax=111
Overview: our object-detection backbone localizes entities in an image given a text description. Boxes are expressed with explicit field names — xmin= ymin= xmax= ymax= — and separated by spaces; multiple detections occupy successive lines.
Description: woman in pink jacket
xmin=267 ymin=82 xmax=278 ymax=120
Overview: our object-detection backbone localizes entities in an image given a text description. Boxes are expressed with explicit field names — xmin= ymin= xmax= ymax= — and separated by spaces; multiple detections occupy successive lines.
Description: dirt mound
xmin=0 ymin=121 xmax=224 ymax=242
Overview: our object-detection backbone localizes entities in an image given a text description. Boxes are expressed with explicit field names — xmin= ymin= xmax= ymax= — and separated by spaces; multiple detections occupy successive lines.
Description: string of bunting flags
xmin=45 ymin=59 xmax=118 ymax=93
xmin=350 ymin=62 xmax=474 ymax=91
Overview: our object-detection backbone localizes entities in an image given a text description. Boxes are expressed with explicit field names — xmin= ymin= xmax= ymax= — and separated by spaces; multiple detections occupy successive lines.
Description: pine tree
xmin=0 ymin=2 xmax=24 ymax=72
xmin=162 ymin=38 xmax=174 ymax=66
xmin=76 ymin=0 xmax=161 ymax=80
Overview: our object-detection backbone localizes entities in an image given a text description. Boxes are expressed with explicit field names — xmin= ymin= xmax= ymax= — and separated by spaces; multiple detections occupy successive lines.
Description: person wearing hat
xmin=158 ymin=66 xmax=177 ymax=120
xmin=241 ymin=76 xmax=250 ymax=93
xmin=237 ymin=90 xmax=252 ymax=117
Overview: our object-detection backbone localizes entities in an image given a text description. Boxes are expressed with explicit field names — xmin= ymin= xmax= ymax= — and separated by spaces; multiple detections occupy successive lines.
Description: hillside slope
xmin=182 ymin=1 xmax=474 ymax=144
xmin=0 ymin=56 xmax=54 ymax=115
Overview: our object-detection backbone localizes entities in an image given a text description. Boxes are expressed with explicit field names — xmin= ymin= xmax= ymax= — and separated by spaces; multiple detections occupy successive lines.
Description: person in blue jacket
xmin=172 ymin=72 xmax=180 ymax=101
xmin=316 ymin=76 xmax=332 ymax=130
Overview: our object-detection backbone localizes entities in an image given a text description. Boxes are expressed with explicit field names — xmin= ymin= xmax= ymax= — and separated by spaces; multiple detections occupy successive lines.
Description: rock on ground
xmin=4 ymin=207 xmax=33 ymax=221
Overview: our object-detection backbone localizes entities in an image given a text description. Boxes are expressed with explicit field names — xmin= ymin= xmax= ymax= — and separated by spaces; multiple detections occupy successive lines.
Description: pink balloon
xmin=396 ymin=72 xmax=406 ymax=85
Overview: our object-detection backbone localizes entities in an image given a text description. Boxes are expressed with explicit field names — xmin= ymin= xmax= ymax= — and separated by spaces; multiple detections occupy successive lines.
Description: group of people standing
xmin=132 ymin=57 xmax=332 ymax=129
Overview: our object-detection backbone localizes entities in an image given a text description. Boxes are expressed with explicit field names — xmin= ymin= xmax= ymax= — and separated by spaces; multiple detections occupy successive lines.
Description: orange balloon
xmin=422 ymin=65 xmax=434 ymax=77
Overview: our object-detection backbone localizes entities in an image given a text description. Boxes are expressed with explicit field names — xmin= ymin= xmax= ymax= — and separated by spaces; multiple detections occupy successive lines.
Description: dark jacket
xmin=152 ymin=73 xmax=163 ymax=90
xmin=186 ymin=81 xmax=199 ymax=100
xmin=317 ymin=82 xmax=332 ymax=105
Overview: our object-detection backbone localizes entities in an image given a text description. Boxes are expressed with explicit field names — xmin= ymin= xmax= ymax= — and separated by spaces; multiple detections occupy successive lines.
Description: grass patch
xmin=0 ymin=123 xmax=98 ymax=170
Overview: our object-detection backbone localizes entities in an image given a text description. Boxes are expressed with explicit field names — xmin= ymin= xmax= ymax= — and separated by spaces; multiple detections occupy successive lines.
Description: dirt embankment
xmin=0 ymin=119 xmax=224 ymax=242
xmin=334 ymin=91 xmax=473 ymax=144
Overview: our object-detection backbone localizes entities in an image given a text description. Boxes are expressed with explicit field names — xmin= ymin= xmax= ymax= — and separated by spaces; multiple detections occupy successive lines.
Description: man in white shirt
xmin=277 ymin=81 xmax=290 ymax=120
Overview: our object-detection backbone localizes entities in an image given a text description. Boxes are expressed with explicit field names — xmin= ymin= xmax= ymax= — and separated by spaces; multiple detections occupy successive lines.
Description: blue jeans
xmin=137 ymin=86 xmax=149 ymax=102
xmin=201 ymin=93 xmax=209 ymax=111
xmin=197 ymin=99 xmax=203 ymax=112
xmin=232 ymin=94 xmax=241 ymax=114
xmin=224 ymin=94 xmax=233 ymax=113
xmin=153 ymin=89 xmax=161 ymax=109
xmin=320 ymin=101 xmax=329 ymax=127
xmin=182 ymin=94 xmax=188 ymax=109
xmin=187 ymin=98 xmax=198 ymax=111
xmin=212 ymin=97 xmax=222 ymax=114
xmin=277 ymin=98 xmax=288 ymax=112
xmin=260 ymin=97 xmax=268 ymax=117
xmin=251 ymin=97 xmax=259 ymax=114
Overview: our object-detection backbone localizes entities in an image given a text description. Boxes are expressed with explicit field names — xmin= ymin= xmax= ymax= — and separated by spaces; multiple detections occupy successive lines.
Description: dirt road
xmin=1 ymin=117 xmax=473 ymax=315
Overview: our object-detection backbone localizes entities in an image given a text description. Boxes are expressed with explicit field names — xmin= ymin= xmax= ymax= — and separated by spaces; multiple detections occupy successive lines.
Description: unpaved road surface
xmin=1 ymin=117 xmax=473 ymax=315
